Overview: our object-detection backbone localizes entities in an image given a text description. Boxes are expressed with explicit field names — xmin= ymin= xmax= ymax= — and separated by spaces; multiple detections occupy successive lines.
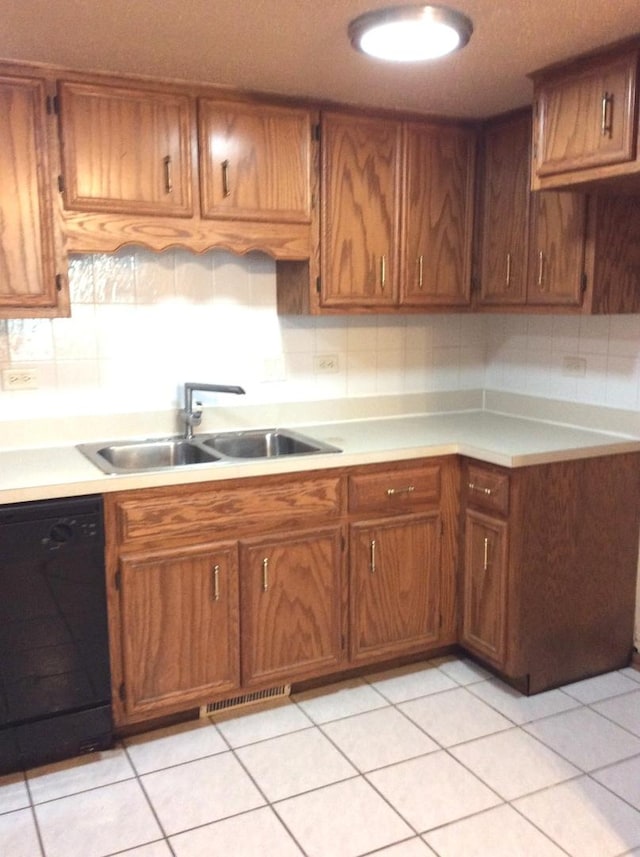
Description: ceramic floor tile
xmin=35 ymin=779 xmax=162 ymax=857
xmin=0 ymin=771 xmax=29 ymax=813
xmin=170 ymin=806 xmax=304 ymax=857
xmin=398 ymin=686 xmax=512 ymax=747
xmin=321 ymin=706 xmax=438 ymax=772
xmin=424 ymin=804 xmax=566 ymax=857
xmin=0 ymin=808 xmax=42 ymax=857
xmin=367 ymin=750 xmax=501 ymax=832
xmin=124 ymin=719 xmax=227 ymax=774
xmin=468 ymin=678 xmax=581 ymax=724
xmin=366 ymin=662 xmax=458 ymax=703
xmin=373 ymin=838 xmax=438 ymax=856
xmin=562 ymin=672 xmax=640 ymax=704
xmin=619 ymin=668 xmax=640 ymax=684
xmin=450 ymin=727 xmax=580 ymax=800
xmin=236 ymin=726 xmax=356 ymax=801
xmin=116 ymin=843 xmax=173 ymax=857
xmin=515 ymin=776 xmax=640 ymax=857
xmin=212 ymin=698 xmax=313 ymax=748
xmin=593 ymin=690 xmax=640 ymax=737
xmin=524 ymin=707 xmax=640 ymax=771
xmin=274 ymin=776 xmax=413 ymax=857
xmin=27 ymin=745 xmax=135 ymax=804
xmin=593 ymin=755 xmax=640 ymax=810
xmin=141 ymin=751 xmax=265 ymax=836
xmin=436 ymin=658 xmax=493 ymax=686
xmin=293 ymin=678 xmax=389 ymax=724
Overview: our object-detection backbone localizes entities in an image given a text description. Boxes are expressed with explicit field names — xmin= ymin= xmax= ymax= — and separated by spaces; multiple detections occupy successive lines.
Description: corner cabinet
xmin=0 ymin=74 xmax=68 ymax=318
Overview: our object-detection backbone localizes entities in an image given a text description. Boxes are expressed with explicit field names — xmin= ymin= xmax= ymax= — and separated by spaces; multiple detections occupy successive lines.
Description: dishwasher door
xmin=0 ymin=495 xmax=112 ymax=774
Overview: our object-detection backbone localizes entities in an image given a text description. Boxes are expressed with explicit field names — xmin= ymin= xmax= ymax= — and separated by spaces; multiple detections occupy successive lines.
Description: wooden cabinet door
xmin=535 ymin=49 xmax=638 ymax=177
xmin=320 ymin=112 xmax=401 ymax=307
xmin=527 ymin=191 xmax=586 ymax=306
xmin=240 ymin=526 xmax=345 ymax=686
xmin=199 ymin=100 xmax=312 ymax=223
xmin=401 ymin=123 xmax=475 ymax=306
xmin=350 ymin=513 xmax=441 ymax=662
xmin=118 ymin=542 xmax=239 ymax=718
xmin=479 ymin=113 xmax=530 ymax=305
xmin=0 ymin=76 xmax=62 ymax=316
xmin=58 ymin=81 xmax=195 ymax=216
xmin=461 ymin=510 xmax=508 ymax=668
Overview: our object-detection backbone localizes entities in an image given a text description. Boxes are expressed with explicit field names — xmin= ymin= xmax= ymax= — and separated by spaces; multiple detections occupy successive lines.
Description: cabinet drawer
xmin=349 ymin=464 xmax=440 ymax=515
xmin=466 ymin=464 xmax=509 ymax=515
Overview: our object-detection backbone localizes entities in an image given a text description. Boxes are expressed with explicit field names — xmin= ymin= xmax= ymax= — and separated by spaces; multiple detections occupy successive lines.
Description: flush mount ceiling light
xmin=349 ymin=4 xmax=473 ymax=62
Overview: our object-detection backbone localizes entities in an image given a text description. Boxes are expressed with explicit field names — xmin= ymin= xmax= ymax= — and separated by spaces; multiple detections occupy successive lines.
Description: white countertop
xmin=2 ymin=407 xmax=639 ymax=505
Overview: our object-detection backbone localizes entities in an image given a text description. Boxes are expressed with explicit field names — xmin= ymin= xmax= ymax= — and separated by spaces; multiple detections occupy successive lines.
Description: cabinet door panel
xmin=199 ymin=101 xmax=312 ymax=222
xmin=59 ymin=82 xmax=194 ymax=216
xmin=350 ymin=513 xmax=441 ymax=661
xmin=462 ymin=510 xmax=508 ymax=667
xmin=241 ymin=526 xmax=345 ymax=686
xmin=321 ymin=113 xmax=400 ymax=306
xmin=119 ymin=542 xmax=239 ymax=717
xmin=402 ymin=123 xmax=474 ymax=306
xmin=0 ymin=76 xmax=59 ymax=313
xmin=527 ymin=191 xmax=586 ymax=305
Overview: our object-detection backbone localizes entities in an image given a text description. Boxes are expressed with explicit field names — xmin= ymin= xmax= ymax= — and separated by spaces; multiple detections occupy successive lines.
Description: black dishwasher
xmin=0 ymin=494 xmax=112 ymax=774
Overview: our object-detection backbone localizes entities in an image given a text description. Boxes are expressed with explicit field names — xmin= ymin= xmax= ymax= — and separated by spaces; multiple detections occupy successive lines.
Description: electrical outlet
xmin=2 ymin=367 xmax=39 ymax=390
xmin=562 ymin=356 xmax=587 ymax=377
xmin=315 ymin=354 xmax=339 ymax=373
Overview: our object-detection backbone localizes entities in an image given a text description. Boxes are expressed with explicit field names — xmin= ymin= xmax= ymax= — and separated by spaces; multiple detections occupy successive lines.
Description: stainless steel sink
xmin=77 ymin=428 xmax=341 ymax=474
xmin=200 ymin=428 xmax=341 ymax=459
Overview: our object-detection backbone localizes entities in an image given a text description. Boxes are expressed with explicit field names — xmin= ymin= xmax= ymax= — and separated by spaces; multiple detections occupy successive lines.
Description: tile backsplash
xmin=0 ymin=248 xmax=639 ymax=419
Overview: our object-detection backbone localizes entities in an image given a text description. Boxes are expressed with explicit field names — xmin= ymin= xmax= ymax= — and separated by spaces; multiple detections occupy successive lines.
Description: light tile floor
xmin=2 ymin=657 xmax=640 ymax=857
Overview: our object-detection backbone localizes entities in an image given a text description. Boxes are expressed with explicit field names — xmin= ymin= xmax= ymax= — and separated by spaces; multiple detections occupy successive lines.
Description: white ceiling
xmin=2 ymin=0 xmax=640 ymax=118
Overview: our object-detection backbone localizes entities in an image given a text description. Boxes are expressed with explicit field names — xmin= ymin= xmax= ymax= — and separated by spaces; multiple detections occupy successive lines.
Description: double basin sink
xmin=78 ymin=428 xmax=342 ymax=475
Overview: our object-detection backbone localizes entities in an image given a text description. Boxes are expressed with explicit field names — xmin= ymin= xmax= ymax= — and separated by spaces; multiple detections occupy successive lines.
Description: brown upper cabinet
xmin=58 ymin=81 xmax=196 ymax=217
xmin=319 ymin=111 xmax=475 ymax=311
xmin=198 ymin=100 xmax=313 ymax=223
xmin=531 ymin=41 xmax=640 ymax=191
xmin=0 ymin=74 xmax=68 ymax=318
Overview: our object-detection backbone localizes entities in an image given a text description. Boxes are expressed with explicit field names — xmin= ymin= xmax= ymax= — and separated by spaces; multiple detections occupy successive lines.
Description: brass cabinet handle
xmin=212 ymin=564 xmax=220 ymax=601
xmin=221 ymin=159 xmax=231 ymax=197
xmin=601 ymin=92 xmax=614 ymax=138
xmin=163 ymin=155 xmax=173 ymax=194
xmin=468 ymin=482 xmax=492 ymax=496
xmin=261 ymin=556 xmax=269 ymax=592
xmin=417 ymin=255 xmax=424 ymax=289
xmin=483 ymin=537 xmax=489 ymax=572
xmin=537 ymin=251 xmax=545 ymax=289
xmin=386 ymin=485 xmax=415 ymax=496
xmin=370 ymin=539 xmax=376 ymax=574
xmin=505 ymin=252 xmax=512 ymax=288
xmin=380 ymin=255 xmax=386 ymax=290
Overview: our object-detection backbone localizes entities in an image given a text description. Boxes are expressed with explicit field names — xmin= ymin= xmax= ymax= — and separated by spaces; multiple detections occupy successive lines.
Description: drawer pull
xmin=601 ymin=91 xmax=614 ymax=138
xmin=483 ymin=537 xmax=489 ymax=572
xmin=261 ymin=557 xmax=269 ymax=592
xmin=212 ymin=564 xmax=220 ymax=601
xmin=221 ymin=159 xmax=231 ymax=197
xmin=370 ymin=539 xmax=377 ymax=574
xmin=163 ymin=155 xmax=173 ymax=194
xmin=386 ymin=485 xmax=415 ymax=496
xmin=537 ymin=251 xmax=545 ymax=290
xmin=468 ymin=482 xmax=492 ymax=496
xmin=417 ymin=255 xmax=424 ymax=289
xmin=505 ymin=252 xmax=512 ymax=288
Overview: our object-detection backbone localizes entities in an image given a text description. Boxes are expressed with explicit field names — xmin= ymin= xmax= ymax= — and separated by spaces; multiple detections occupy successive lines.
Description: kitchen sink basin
xmin=200 ymin=428 xmax=341 ymax=459
xmin=77 ymin=428 xmax=341 ymax=474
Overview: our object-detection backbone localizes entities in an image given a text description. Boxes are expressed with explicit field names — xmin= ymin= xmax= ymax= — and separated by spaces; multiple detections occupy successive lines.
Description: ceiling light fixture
xmin=348 ymin=4 xmax=473 ymax=63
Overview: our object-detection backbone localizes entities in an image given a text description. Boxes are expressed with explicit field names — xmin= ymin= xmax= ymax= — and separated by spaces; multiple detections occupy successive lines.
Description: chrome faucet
xmin=181 ymin=382 xmax=246 ymax=439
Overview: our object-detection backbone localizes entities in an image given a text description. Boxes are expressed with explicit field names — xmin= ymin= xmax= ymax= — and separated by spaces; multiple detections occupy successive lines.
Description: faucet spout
xmin=181 ymin=382 xmax=246 ymax=439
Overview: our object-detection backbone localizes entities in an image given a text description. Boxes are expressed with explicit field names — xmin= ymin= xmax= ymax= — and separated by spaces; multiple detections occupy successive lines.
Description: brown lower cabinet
xmin=105 ymin=451 xmax=640 ymax=728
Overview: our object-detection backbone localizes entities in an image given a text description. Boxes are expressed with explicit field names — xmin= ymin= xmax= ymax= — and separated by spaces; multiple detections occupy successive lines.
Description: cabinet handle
xmin=163 ymin=155 xmax=173 ymax=194
xmin=370 ymin=539 xmax=376 ymax=574
xmin=537 ymin=251 xmax=545 ymax=290
xmin=380 ymin=255 xmax=386 ymax=290
xmin=212 ymin=564 xmax=220 ymax=601
xmin=483 ymin=537 xmax=489 ymax=572
xmin=468 ymin=482 xmax=492 ymax=496
xmin=386 ymin=485 xmax=415 ymax=496
xmin=221 ymin=159 xmax=231 ymax=197
xmin=417 ymin=255 xmax=424 ymax=290
xmin=505 ymin=252 xmax=512 ymax=288
xmin=601 ymin=92 xmax=614 ymax=138
xmin=261 ymin=556 xmax=269 ymax=592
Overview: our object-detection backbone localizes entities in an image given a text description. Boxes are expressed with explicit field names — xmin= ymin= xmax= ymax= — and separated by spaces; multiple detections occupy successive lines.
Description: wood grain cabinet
xmin=198 ymin=100 xmax=312 ymax=223
xmin=460 ymin=455 xmax=640 ymax=693
xmin=319 ymin=111 xmax=474 ymax=310
xmin=0 ymin=74 xmax=68 ymax=318
xmin=58 ymin=81 xmax=195 ymax=217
